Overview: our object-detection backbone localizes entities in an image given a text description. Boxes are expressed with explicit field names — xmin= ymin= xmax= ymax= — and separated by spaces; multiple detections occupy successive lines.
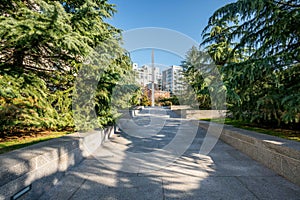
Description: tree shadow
xmin=0 ymin=134 xmax=85 ymax=199
xmin=11 ymin=108 xmax=300 ymax=200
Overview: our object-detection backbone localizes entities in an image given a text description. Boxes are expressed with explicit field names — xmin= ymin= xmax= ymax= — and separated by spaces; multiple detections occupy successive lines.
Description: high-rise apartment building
xmin=133 ymin=64 xmax=161 ymax=88
xmin=162 ymin=65 xmax=184 ymax=94
xmin=133 ymin=64 xmax=184 ymax=95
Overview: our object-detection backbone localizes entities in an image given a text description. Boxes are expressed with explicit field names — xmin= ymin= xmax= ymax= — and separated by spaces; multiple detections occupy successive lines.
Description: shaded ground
xmin=40 ymin=108 xmax=300 ymax=200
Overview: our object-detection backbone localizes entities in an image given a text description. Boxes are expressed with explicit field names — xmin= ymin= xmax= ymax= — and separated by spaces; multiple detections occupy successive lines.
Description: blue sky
xmin=107 ymin=0 xmax=235 ymax=67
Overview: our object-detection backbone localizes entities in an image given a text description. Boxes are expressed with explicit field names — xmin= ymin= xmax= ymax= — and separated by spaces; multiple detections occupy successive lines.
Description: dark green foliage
xmin=0 ymin=73 xmax=73 ymax=135
xmin=95 ymin=53 xmax=133 ymax=127
xmin=181 ymin=46 xmax=226 ymax=110
xmin=201 ymin=0 xmax=300 ymax=127
xmin=159 ymin=96 xmax=180 ymax=106
xmin=181 ymin=46 xmax=211 ymax=109
xmin=0 ymin=0 xmax=132 ymax=133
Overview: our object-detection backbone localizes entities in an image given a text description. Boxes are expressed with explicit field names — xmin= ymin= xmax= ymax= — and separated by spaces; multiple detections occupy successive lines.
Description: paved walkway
xmin=40 ymin=108 xmax=300 ymax=200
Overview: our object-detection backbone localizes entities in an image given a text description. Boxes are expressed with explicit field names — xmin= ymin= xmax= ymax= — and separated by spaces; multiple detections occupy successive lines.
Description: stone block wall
xmin=0 ymin=127 xmax=114 ymax=200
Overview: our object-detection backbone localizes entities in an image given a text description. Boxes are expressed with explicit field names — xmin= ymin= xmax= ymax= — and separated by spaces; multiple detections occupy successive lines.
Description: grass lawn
xmin=0 ymin=130 xmax=72 ymax=154
xmin=201 ymin=118 xmax=300 ymax=142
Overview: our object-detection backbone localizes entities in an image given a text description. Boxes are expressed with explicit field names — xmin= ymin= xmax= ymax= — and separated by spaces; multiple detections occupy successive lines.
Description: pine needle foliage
xmin=0 ymin=0 xmax=132 ymax=134
xmin=201 ymin=0 xmax=300 ymax=128
xmin=181 ymin=46 xmax=212 ymax=109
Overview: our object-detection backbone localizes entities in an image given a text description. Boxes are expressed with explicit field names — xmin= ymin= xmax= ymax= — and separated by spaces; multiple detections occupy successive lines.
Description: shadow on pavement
xmin=39 ymin=107 xmax=300 ymax=200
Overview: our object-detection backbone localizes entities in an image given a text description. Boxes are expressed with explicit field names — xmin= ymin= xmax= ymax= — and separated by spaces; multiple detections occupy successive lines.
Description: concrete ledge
xmin=170 ymin=105 xmax=191 ymax=110
xmin=0 ymin=126 xmax=114 ymax=200
xmin=197 ymin=121 xmax=300 ymax=186
xmin=173 ymin=109 xmax=227 ymax=119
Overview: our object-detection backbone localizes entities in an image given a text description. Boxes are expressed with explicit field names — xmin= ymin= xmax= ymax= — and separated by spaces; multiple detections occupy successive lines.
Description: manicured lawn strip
xmin=0 ymin=131 xmax=72 ymax=154
xmin=201 ymin=118 xmax=300 ymax=142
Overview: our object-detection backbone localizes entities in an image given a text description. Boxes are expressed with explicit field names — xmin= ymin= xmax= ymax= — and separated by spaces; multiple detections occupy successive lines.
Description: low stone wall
xmin=173 ymin=109 xmax=227 ymax=119
xmin=197 ymin=121 xmax=300 ymax=186
xmin=170 ymin=105 xmax=191 ymax=110
xmin=0 ymin=126 xmax=114 ymax=200
xmin=184 ymin=110 xmax=227 ymax=119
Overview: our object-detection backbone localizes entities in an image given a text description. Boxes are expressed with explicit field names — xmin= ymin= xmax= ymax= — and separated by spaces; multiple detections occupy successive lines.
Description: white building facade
xmin=162 ymin=65 xmax=184 ymax=94
xmin=133 ymin=64 xmax=184 ymax=94
xmin=133 ymin=64 xmax=161 ymax=88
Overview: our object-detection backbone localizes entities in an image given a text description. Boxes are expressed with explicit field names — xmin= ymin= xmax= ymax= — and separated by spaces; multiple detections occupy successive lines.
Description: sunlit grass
xmin=0 ymin=131 xmax=72 ymax=154
xmin=201 ymin=118 xmax=300 ymax=142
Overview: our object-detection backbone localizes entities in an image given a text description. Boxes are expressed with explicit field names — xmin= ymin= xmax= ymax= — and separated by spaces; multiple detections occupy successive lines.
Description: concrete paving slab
xmin=39 ymin=108 xmax=300 ymax=200
xmin=163 ymin=176 xmax=259 ymax=200
xmin=208 ymin=160 xmax=277 ymax=177
xmin=39 ymin=173 xmax=85 ymax=200
xmin=237 ymin=176 xmax=300 ymax=200
xmin=70 ymin=176 xmax=163 ymax=200
xmin=68 ymin=158 xmax=139 ymax=178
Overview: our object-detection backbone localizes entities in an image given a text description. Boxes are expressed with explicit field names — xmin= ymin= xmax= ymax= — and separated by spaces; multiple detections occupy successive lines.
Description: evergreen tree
xmin=0 ymin=0 xmax=132 ymax=133
xmin=202 ymin=0 xmax=300 ymax=127
xmin=181 ymin=46 xmax=211 ymax=109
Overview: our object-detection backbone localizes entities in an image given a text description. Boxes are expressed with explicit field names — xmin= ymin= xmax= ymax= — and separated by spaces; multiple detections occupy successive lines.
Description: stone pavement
xmin=40 ymin=108 xmax=300 ymax=200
